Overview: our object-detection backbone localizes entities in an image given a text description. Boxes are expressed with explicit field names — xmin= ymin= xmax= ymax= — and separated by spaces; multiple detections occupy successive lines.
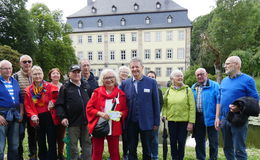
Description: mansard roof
xmin=68 ymin=0 xmax=187 ymax=18
xmin=67 ymin=0 xmax=191 ymax=32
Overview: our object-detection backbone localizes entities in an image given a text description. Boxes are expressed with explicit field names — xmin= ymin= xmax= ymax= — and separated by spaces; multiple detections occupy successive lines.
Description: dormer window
xmin=167 ymin=15 xmax=173 ymax=23
xmin=134 ymin=3 xmax=139 ymax=11
xmin=156 ymin=2 xmax=161 ymax=9
xmin=78 ymin=21 xmax=83 ymax=28
xmin=97 ymin=19 xmax=102 ymax=27
xmin=92 ymin=6 xmax=97 ymax=13
xmin=121 ymin=18 xmax=126 ymax=26
xmin=112 ymin=5 xmax=117 ymax=12
xmin=145 ymin=17 xmax=151 ymax=24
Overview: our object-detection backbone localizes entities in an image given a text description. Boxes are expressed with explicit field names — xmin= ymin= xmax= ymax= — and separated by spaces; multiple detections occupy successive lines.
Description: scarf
xmin=30 ymin=80 xmax=47 ymax=106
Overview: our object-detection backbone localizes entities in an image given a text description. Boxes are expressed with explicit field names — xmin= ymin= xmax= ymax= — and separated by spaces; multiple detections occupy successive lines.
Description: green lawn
xmin=18 ymin=137 xmax=260 ymax=160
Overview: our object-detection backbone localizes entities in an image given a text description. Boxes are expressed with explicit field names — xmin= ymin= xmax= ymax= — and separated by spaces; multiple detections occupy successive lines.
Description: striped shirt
xmin=1 ymin=79 xmax=15 ymax=103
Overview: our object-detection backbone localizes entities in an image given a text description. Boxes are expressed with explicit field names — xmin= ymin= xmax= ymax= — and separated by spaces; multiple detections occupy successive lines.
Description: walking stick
xmin=63 ymin=127 xmax=71 ymax=160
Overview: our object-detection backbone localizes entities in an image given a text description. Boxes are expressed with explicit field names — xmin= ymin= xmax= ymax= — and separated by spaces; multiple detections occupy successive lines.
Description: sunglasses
xmin=22 ymin=60 xmax=32 ymax=64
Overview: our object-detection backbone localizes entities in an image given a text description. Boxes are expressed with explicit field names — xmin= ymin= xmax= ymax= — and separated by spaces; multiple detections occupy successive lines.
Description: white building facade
xmin=67 ymin=0 xmax=192 ymax=84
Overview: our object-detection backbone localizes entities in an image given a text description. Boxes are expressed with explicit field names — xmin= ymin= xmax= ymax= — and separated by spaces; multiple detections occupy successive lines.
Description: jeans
xmin=68 ymin=124 xmax=92 ymax=160
xmin=127 ymin=121 xmax=153 ymax=160
xmin=168 ymin=121 xmax=188 ymax=160
xmin=221 ymin=117 xmax=248 ymax=160
xmin=194 ymin=113 xmax=218 ymax=160
xmin=0 ymin=121 xmax=19 ymax=160
xmin=151 ymin=129 xmax=159 ymax=160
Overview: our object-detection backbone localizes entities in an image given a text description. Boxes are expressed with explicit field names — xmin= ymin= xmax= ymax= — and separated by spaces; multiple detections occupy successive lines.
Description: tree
xmin=193 ymin=0 xmax=260 ymax=81
xmin=230 ymin=49 xmax=260 ymax=77
xmin=208 ymin=0 xmax=259 ymax=61
xmin=0 ymin=45 xmax=22 ymax=72
xmin=0 ymin=0 xmax=38 ymax=57
xmin=29 ymin=3 xmax=77 ymax=75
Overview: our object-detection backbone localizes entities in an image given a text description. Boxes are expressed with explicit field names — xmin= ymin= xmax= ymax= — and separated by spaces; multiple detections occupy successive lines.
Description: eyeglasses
xmin=22 ymin=60 xmax=32 ymax=64
xmin=196 ymin=73 xmax=205 ymax=77
xmin=103 ymin=76 xmax=115 ymax=80
xmin=0 ymin=67 xmax=12 ymax=70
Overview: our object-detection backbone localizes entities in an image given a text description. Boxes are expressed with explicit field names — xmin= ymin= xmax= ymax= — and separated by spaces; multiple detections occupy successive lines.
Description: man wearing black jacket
xmin=56 ymin=65 xmax=91 ymax=160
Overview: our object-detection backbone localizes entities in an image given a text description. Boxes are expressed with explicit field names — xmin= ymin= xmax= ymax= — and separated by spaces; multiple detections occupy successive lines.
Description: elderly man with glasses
xmin=191 ymin=68 xmax=220 ymax=160
xmin=13 ymin=55 xmax=37 ymax=160
xmin=0 ymin=60 xmax=23 ymax=160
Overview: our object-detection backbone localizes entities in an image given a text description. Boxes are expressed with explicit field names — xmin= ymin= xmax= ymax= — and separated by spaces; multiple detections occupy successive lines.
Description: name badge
xmin=144 ymin=88 xmax=150 ymax=93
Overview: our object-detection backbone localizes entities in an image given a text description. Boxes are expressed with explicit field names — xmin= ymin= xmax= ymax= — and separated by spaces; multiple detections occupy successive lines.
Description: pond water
xmin=158 ymin=124 xmax=260 ymax=149
xmin=219 ymin=125 xmax=260 ymax=149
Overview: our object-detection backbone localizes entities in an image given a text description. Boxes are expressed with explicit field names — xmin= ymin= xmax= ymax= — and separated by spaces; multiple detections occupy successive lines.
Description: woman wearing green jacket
xmin=162 ymin=69 xmax=195 ymax=160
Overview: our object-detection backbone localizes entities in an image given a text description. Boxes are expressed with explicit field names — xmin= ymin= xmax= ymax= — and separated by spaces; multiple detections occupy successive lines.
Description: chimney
xmin=88 ymin=0 xmax=95 ymax=6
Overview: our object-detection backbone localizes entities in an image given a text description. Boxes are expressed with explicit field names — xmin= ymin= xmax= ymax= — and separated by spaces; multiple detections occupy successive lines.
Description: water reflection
xmin=219 ymin=125 xmax=260 ymax=149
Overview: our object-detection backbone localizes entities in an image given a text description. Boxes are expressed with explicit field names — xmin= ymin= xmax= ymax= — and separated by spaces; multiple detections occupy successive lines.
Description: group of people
xmin=0 ymin=55 xmax=258 ymax=160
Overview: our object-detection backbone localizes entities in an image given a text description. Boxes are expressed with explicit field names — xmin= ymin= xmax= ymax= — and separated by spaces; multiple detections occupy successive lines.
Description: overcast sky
xmin=26 ymin=0 xmax=216 ymax=21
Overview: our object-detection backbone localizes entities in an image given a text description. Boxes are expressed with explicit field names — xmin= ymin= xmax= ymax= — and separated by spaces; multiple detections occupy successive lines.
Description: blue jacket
xmin=120 ymin=76 xmax=160 ymax=130
xmin=191 ymin=79 xmax=220 ymax=126
xmin=0 ymin=76 xmax=22 ymax=120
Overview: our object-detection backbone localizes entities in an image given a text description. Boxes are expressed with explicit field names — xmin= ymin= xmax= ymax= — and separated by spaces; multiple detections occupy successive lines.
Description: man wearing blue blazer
xmin=120 ymin=58 xmax=160 ymax=160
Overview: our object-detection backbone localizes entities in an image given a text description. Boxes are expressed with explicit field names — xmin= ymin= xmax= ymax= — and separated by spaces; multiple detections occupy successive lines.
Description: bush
xmin=0 ymin=45 xmax=22 ymax=72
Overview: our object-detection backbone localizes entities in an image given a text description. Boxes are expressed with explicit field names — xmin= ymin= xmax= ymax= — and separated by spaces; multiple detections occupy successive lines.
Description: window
xmin=121 ymin=34 xmax=125 ymax=42
xmin=166 ymin=67 xmax=172 ymax=77
xmin=134 ymin=3 xmax=139 ymax=10
xmin=166 ymin=49 xmax=173 ymax=59
xmin=155 ymin=49 xmax=161 ymax=59
xmin=178 ymin=30 xmax=185 ymax=40
xmin=145 ymin=17 xmax=151 ymax=24
xmin=110 ymin=34 xmax=114 ymax=42
xmin=155 ymin=67 xmax=161 ymax=77
xmin=155 ymin=32 xmax=161 ymax=41
xmin=121 ymin=18 xmax=126 ymax=26
xmin=178 ymin=67 xmax=184 ymax=71
xmin=166 ymin=31 xmax=173 ymax=40
xmin=88 ymin=36 xmax=92 ymax=43
xmin=78 ymin=21 xmax=83 ymax=28
xmin=110 ymin=51 xmax=115 ymax=60
xmin=98 ymin=68 xmax=103 ymax=76
xmin=97 ymin=35 xmax=102 ymax=43
xmin=177 ymin=48 xmax=185 ymax=59
xmin=91 ymin=69 xmax=96 ymax=76
xmin=98 ymin=51 xmax=103 ymax=60
xmin=144 ymin=32 xmax=151 ymax=42
xmin=144 ymin=49 xmax=151 ymax=59
xmin=131 ymin=50 xmax=137 ymax=58
xmin=78 ymin=35 xmax=83 ymax=44
xmin=167 ymin=15 xmax=173 ymax=23
xmin=131 ymin=32 xmax=137 ymax=42
xmin=144 ymin=67 xmax=151 ymax=75
xmin=88 ymin=52 xmax=93 ymax=60
xmin=121 ymin=50 xmax=126 ymax=60
xmin=77 ymin=51 xmax=83 ymax=59
xmin=112 ymin=5 xmax=117 ymax=12
xmin=97 ymin=19 xmax=102 ymax=27
xmin=156 ymin=2 xmax=161 ymax=9
xmin=92 ymin=7 xmax=97 ymax=13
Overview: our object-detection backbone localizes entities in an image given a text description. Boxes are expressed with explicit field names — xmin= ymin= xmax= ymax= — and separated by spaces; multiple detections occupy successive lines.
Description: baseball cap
xmin=69 ymin=64 xmax=81 ymax=72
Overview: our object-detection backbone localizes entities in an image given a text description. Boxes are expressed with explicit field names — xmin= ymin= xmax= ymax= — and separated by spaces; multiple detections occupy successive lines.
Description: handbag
xmin=92 ymin=95 xmax=118 ymax=138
